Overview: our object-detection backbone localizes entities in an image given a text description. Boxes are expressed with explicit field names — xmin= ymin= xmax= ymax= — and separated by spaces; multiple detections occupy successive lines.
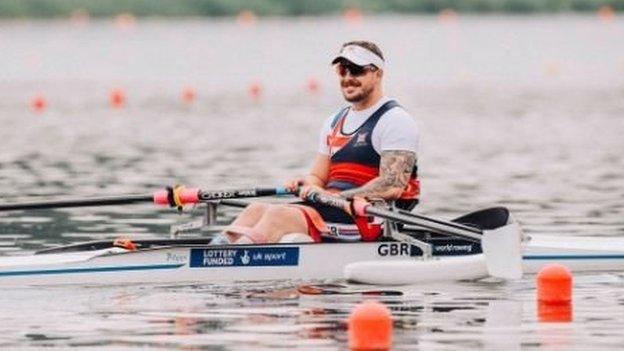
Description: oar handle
xmin=307 ymin=192 xmax=351 ymax=211
xmin=153 ymin=187 xmax=291 ymax=206
xmin=199 ymin=187 xmax=290 ymax=201
xmin=306 ymin=192 xmax=371 ymax=217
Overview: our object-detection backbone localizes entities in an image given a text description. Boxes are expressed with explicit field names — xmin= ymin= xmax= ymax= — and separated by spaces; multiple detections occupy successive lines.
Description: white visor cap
xmin=331 ymin=45 xmax=385 ymax=70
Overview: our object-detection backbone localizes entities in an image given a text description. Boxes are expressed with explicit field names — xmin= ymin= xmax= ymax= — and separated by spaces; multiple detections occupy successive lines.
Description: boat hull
xmin=0 ymin=242 xmax=420 ymax=286
xmin=2 ymin=234 xmax=624 ymax=286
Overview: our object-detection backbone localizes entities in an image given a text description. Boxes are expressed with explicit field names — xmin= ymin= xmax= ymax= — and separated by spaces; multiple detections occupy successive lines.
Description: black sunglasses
xmin=335 ymin=63 xmax=378 ymax=77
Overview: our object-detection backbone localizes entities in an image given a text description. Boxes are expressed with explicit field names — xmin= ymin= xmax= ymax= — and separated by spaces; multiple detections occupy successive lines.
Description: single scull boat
xmin=0 ymin=186 xmax=622 ymax=286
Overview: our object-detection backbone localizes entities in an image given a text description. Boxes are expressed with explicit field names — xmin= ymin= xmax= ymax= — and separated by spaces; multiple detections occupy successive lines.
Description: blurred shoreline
xmin=0 ymin=0 xmax=622 ymax=19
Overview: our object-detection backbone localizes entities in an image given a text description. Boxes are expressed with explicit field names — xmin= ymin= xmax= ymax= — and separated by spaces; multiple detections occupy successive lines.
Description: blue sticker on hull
xmin=189 ymin=247 xmax=299 ymax=268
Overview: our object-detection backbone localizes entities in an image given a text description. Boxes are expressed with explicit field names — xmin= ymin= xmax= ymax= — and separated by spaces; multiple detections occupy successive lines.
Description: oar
xmin=306 ymin=192 xmax=523 ymax=280
xmin=0 ymin=187 xmax=291 ymax=211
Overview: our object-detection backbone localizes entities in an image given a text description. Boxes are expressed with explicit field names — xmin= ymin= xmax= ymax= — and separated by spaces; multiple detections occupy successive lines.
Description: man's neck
xmin=352 ymin=89 xmax=383 ymax=111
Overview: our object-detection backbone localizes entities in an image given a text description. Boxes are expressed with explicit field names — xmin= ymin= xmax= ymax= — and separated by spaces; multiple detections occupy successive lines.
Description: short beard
xmin=342 ymin=84 xmax=374 ymax=103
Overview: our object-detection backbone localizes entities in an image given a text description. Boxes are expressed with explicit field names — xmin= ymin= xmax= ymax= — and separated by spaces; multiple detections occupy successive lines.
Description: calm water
xmin=0 ymin=15 xmax=623 ymax=350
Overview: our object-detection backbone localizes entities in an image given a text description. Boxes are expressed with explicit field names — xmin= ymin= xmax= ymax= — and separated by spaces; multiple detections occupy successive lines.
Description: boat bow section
xmin=523 ymin=234 xmax=624 ymax=273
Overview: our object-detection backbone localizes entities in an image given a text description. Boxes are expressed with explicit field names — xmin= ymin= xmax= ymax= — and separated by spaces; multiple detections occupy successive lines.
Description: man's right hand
xmin=284 ymin=178 xmax=306 ymax=193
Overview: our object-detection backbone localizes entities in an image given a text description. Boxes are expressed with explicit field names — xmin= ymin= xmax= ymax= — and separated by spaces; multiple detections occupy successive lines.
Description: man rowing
xmin=215 ymin=40 xmax=420 ymax=244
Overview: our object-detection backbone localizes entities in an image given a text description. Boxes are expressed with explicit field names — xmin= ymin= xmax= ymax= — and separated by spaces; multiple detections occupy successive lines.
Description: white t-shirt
xmin=318 ymin=97 xmax=420 ymax=156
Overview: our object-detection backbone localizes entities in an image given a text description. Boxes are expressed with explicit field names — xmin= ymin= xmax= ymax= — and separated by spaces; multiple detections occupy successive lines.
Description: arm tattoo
xmin=340 ymin=150 xmax=416 ymax=200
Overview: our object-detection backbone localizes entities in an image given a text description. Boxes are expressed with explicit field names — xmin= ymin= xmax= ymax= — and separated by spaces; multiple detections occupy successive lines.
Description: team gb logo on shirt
xmin=354 ymin=132 xmax=368 ymax=147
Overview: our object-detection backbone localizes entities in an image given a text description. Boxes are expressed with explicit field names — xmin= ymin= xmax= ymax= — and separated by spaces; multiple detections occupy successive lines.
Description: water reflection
xmin=1 ymin=274 xmax=624 ymax=349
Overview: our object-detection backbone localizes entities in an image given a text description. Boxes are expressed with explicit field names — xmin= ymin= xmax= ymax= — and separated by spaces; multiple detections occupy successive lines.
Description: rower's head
xmin=331 ymin=41 xmax=384 ymax=106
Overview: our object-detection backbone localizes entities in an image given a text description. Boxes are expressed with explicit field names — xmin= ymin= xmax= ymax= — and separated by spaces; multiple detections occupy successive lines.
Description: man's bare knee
xmin=256 ymin=206 xmax=307 ymax=234
xmin=246 ymin=202 xmax=270 ymax=213
xmin=231 ymin=203 xmax=271 ymax=227
xmin=263 ymin=205 xmax=300 ymax=221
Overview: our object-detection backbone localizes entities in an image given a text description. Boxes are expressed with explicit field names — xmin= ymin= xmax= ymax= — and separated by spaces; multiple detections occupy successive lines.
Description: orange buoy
xmin=30 ymin=95 xmax=48 ymax=113
xmin=343 ymin=7 xmax=363 ymax=24
xmin=438 ymin=8 xmax=459 ymax=24
xmin=248 ymin=82 xmax=263 ymax=100
xmin=236 ymin=10 xmax=257 ymax=26
xmin=115 ymin=12 xmax=136 ymax=29
xmin=597 ymin=6 xmax=615 ymax=22
xmin=348 ymin=300 xmax=392 ymax=350
xmin=305 ymin=77 xmax=320 ymax=94
xmin=537 ymin=264 xmax=572 ymax=303
xmin=181 ymin=87 xmax=197 ymax=104
xmin=538 ymin=300 xmax=572 ymax=323
xmin=69 ymin=9 xmax=90 ymax=27
xmin=109 ymin=88 xmax=126 ymax=109
xmin=537 ymin=264 xmax=573 ymax=322
xmin=544 ymin=62 xmax=561 ymax=78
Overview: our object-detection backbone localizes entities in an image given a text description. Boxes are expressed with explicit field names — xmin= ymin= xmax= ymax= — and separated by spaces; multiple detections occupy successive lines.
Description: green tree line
xmin=0 ymin=0 xmax=622 ymax=18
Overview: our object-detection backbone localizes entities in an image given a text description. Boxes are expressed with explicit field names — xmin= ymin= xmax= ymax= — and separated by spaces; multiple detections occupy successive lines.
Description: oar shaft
xmin=307 ymin=192 xmax=483 ymax=241
xmin=0 ymin=194 xmax=153 ymax=211
xmin=0 ymin=187 xmax=291 ymax=212
xmin=365 ymin=206 xmax=483 ymax=241
xmin=396 ymin=208 xmax=482 ymax=235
